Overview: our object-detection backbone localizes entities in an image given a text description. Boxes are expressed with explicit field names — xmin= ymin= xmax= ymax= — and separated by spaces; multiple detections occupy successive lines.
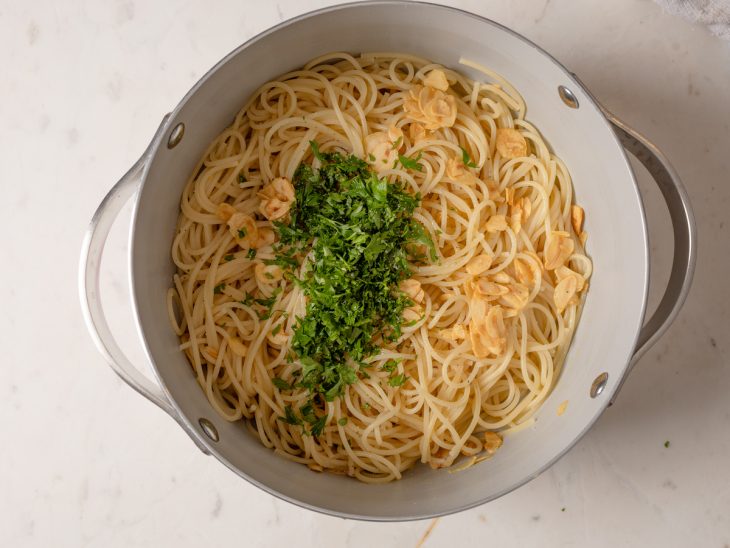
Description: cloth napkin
xmin=655 ymin=0 xmax=730 ymax=39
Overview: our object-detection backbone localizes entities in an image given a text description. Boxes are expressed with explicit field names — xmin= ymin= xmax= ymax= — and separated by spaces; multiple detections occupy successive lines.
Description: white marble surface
xmin=2 ymin=0 xmax=729 ymax=546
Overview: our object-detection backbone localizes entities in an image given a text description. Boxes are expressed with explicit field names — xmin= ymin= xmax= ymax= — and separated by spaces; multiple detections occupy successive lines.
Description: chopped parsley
xmin=254 ymin=291 xmax=279 ymax=309
xmin=224 ymin=254 xmax=235 ymax=262
xmin=460 ymin=146 xmax=478 ymax=168
xmin=309 ymin=416 xmax=327 ymax=436
xmin=238 ymin=174 xmax=247 ymax=183
xmin=237 ymin=228 xmax=247 ymax=239
xmin=388 ymin=373 xmax=408 ymax=387
xmin=240 ymin=289 xmax=280 ymax=319
xmin=309 ymin=139 xmax=325 ymax=161
xmin=213 ymin=283 xmax=226 ymax=294
xmin=380 ymin=359 xmax=398 ymax=373
xmin=380 ymin=359 xmax=407 ymax=385
xmin=271 ymin=324 xmax=282 ymax=336
xmin=280 ymin=405 xmax=302 ymax=425
xmin=338 ymin=417 xmax=348 ymax=426
xmin=298 ymin=401 xmax=327 ymax=436
xmin=664 ymin=440 xmax=670 ymax=448
xmin=268 ymin=143 xmax=434 ymax=431
xmin=246 ymin=248 xmax=257 ymax=259
xmin=272 ymin=377 xmax=291 ymax=390
xmin=398 ymin=152 xmax=424 ymax=171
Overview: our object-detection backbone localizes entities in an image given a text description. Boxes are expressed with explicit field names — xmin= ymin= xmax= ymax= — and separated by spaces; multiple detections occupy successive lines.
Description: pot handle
xmin=79 ymin=116 xmax=210 ymax=454
xmin=604 ymin=111 xmax=697 ymax=374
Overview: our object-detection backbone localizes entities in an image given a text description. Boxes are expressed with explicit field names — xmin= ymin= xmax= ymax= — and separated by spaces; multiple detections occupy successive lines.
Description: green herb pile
xmin=271 ymin=142 xmax=435 ymax=434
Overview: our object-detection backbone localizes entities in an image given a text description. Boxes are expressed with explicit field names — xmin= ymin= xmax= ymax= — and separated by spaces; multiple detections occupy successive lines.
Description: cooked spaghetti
xmin=167 ymin=52 xmax=592 ymax=482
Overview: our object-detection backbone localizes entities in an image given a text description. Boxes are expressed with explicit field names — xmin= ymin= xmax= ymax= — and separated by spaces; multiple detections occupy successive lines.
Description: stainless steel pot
xmin=79 ymin=1 xmax=696 ymax=521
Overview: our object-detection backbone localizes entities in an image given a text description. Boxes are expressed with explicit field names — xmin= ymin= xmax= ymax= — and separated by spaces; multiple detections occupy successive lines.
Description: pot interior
xmin=130 ymin=2 xmax=647 ymax=520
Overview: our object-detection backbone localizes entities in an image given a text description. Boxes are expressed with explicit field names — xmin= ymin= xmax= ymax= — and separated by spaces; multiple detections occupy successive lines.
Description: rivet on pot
xmin=558 ymin=85 xmax=579 ymax=109
xmin=167 ymin=122 xmax=185 ymax=149
xmin=199 ymin=417 xmax=219 ymax=442
xmin=590 ymin=372 xmax=609 ymax=398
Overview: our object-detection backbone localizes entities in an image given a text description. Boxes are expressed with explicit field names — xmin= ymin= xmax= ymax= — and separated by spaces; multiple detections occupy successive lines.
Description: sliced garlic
xmin=492 ymin=271 xmax=513 ymax=284
xmin=485 ymin=214 xmax=508 ymax=233
xmin=402 ymin=305 xmax=424 ymax=323
xmin=438 ymin=323 xmax=467 ymax=341
xmin=258 ymin=177 xmax=295 ymax=221
xmin=408 ymin=122 xmax=429 ymax=144
xmin=475 ymin=279 xmax=509 ymax=297
xmin=500 ymin=283 xmax=530 ymax=311
xmin=255 ymin=263 xmax=283 ymax=285
xmin=228 ymin=337 xmax=248 ymax=357
xmin=496 ymin=128 xmax=528 ymax=159
xmin=514 ymin=258 xmax=534 ymax=286
xmin=227 ymin=213 xmax=258 ymax=249
xmin=469 ymin=321 xmax=490 ymax=359
xmin=256 ymin=227 xmax=276 ymax=248
xmin=555 ymin=265 xmax=586 ymax=292
xmin=365 ymin=127 xmax=403 ymax=173
xmin=544 ymin=231 xmax=574 ymax=270
xmin=554 ymin=274 xmax=578 ymax=312
xmin=510 ymin=196 xmax=532 ymax=233
xmin=400 ymin=278 xmax=425 ymax=303
xmin=571 ymin=204 xmax=585 ymax=235
xmin=483 ymin=431 xmax=503 ymax=454
xmin=446 ymin=156 xmax=479 ymax=186
xmin=216 ymin=203 xmax=236 ymax=222
xmin=423 ymin=68 xmax=450 ymax=91
xmin=504 ymin=187 xmax=515 ymax=206
xmin=403 ymin=84 xmax=457 ymax=130
xmin=469 ymin=304 xmax=507 ymax=357
xmin=466 ymin=254 xmax=493 ymax=276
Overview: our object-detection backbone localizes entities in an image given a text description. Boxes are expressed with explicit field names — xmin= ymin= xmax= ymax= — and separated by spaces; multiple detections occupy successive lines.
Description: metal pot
xmin=80 ymin=1 xmax=696 ymax=521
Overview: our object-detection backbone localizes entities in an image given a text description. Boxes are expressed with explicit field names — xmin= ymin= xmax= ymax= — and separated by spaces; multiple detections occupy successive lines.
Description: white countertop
xmin=3 ymin=0 xmax=729 ymax=546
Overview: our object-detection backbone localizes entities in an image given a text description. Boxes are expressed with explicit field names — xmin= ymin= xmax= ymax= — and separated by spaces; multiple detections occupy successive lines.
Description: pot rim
xmin=128 ymin=0 xmax=649 ymax=521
